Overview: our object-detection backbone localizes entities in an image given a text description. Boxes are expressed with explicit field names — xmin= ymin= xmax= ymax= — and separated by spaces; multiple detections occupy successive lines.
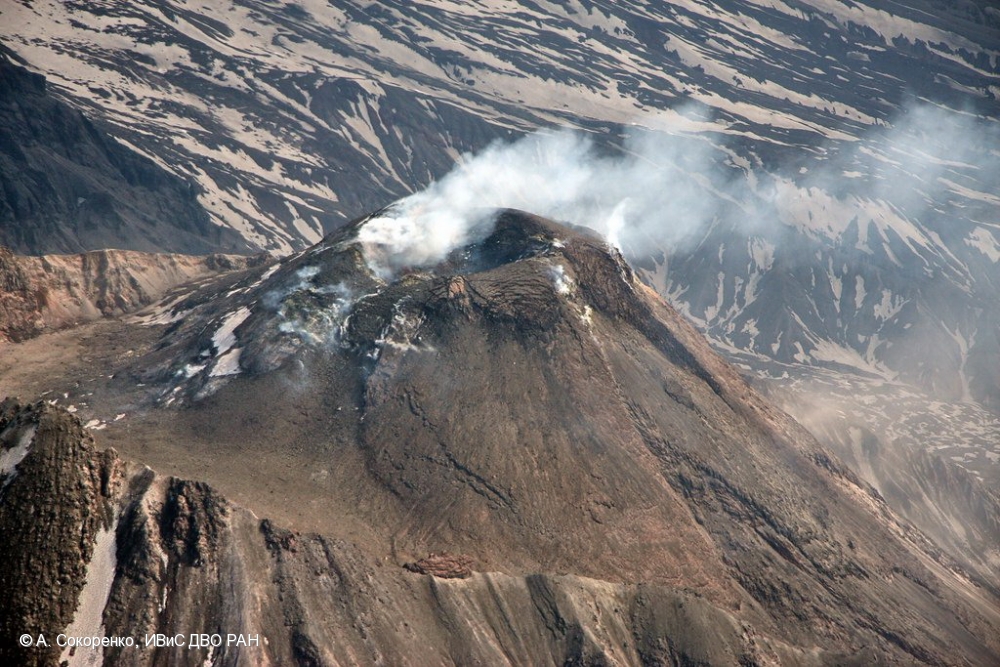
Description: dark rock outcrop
xmin=0 ymin=398 xmax=121 ymax=667
xmin=404 ymin=553 xmax=475 ymax=579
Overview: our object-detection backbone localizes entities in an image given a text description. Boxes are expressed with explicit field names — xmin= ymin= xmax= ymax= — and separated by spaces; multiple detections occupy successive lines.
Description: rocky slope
xmin=0 ymin=399 xmax=120 ymax=667
xmin=3 ymin=211 xmax=997 ymax=666
xmin=0 ymin=400 xmax=838 ymax=667
xmin=2 ymin=0 xmax=995 ymax=251
xmin=758 ymin=370 xmax=1000 ymax=581
xmin=0 ymin=245 xmax=268 ymax=343
xmin=0 ymin=47 xmax=246 ymax=256
xmin=4 ymin=0 xmax=997 ymax=556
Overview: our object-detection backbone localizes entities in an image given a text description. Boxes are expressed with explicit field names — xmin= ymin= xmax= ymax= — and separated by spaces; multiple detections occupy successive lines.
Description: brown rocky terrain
xmin=0 ymin=246 xmax=268 ymax=343
xmin=0 ymin=399 xmax=820 ymax=667
xmin=1 ymin=211 xmax=998 ymax=665
xmin=0 ymin=398 xmax=121 ymax=667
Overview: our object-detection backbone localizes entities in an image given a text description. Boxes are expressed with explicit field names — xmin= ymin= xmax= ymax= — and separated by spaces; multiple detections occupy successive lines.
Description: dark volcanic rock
xmin=0 ymin=400 xmax=805 ymax=666
xmin=3 ymin=0 xmax=997 ymax=598
xmin=0 ymin=398 xmax=122 ymax=667
xmin=2 ymin=212 xmax=1000 ymax=665
xmin=82 ymin=209 xmax=998 ymax=665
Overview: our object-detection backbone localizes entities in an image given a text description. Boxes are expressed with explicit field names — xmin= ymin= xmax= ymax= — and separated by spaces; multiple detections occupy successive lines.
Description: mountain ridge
xmin=0 ymin=245 xmax=269 ymax=343
xmin=3 ymin=210 xmax=997 ymax=665
xmin=0 ymin=399 xmax=857 ymax=667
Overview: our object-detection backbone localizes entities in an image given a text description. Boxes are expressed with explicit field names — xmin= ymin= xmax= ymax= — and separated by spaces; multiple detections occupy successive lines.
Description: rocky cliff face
xmin=2 ymin=212 xmax=997 ymax=666
xmin=0 ymin=247 xmax=44 ymax=343
xmin=0 ymin=398 xmax=121 ymax=667
xmin=0 ymin=246 xmax=268 ymax=343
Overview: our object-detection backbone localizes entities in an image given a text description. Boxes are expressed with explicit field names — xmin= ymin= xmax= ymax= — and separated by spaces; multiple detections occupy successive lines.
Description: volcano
xmin=1 ymin=210 xmax=998 ymax=666
xmin=2 ymin=1 xmax=998 ymax=597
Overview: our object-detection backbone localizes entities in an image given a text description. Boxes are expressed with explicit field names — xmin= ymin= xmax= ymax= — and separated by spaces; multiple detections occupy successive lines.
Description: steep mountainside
xmin=758 ymin=372 xmax=1000 ymax=583
xmin=0 ymin=400 xmax=874 ymax=667
xmin=0 ymin=245 xmax=268 ymax=342
xmin=2 ymin=0 xmax=998 ymax=492
xmin=2 ymin=211 xmax=998 ymax=665
xmin=2 ymin=0 xmax=995 ymax=251
xmin=0 ymin=48 xmax=245 ymax=255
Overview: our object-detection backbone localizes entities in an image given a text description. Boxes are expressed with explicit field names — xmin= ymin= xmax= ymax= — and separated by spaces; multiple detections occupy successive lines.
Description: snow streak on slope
xmin=3 ymin=0 xmax=996 ymax=254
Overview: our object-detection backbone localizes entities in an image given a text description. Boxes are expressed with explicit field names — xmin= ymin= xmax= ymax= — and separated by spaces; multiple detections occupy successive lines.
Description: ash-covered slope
xmin=0 ymin=400 xmax=847 ymax=667
xmin=0 ymin=48 xmax=245 ymax=256
xmin=9 ymin=209 xmax=990 ymax=665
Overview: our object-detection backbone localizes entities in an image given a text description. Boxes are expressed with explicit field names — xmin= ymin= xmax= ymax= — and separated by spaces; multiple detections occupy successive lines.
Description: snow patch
xmin=873 ymin=289 xmax=905 ymax=322
xmin=60 ymin=515 xmax=119 ymax=667
xmin=0 ymin=425 xmax=36 ymax=491
xmin=854 ymin=275 xmax=866 ymax=310
xmin=210 ymin=348 xmax=243 ymax=377
xmin=748 ymin=237 xmax=775 ymax=271
xmin=828 ymin=261 xmax=842 ymax=306
xmin=212 ymin=307 xmax=252 ymax=356
xmin=258 ymin=264 xmax=280 ymax=283
xmin=133 ymin=291 xmax=194 ymax=326
xmin=181 ymin=363 xmax=208 ymax=378
xmin=704 ymin=271 xmax=726 ymax=322
xmin=965 ymin=227 xmax=1000 ymax=262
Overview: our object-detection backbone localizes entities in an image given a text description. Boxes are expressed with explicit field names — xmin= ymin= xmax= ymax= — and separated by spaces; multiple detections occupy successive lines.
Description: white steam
xmin=355 ymin=101 xmax=998 ymax=291
xmin=356 ymin=120 xmax=719 ymax=278
xmin=264 ymin=267 xmax=360 ymax=346
xmin=548 ymin=264 xmax=574 ymax=295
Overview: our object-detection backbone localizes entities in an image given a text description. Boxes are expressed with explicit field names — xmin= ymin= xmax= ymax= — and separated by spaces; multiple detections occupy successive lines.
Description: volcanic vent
xmin=51 ymin=207 xmax=991 ymax=665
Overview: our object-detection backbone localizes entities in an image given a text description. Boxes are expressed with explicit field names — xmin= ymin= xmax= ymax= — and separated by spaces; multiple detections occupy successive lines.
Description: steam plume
xmin=355 ymin=102 xmax=998 ymax=280
xmin=355 ymin=120 xmax=719 ymax=277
